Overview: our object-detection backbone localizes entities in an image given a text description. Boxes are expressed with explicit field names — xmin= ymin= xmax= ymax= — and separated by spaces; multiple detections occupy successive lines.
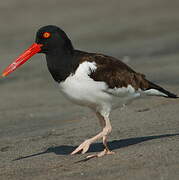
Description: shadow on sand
xmin=13 ymin=133 xmax=179 ymax=161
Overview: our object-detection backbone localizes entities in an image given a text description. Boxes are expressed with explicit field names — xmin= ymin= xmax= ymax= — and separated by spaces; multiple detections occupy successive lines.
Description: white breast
xmin=58 ymin=61 xmax=142 ymax=111
xmin=59 ymin=62 xmax=111 ymax=109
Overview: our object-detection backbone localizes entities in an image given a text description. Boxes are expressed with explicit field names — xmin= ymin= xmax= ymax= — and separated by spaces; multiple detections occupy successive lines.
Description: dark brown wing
xmin=75 ymin=51 xmax=177 ymax=98
xmin=78 ymin=52 xmax=150 ymax=90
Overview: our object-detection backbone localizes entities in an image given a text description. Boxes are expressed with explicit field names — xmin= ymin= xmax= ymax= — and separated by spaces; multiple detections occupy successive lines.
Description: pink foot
xmin=71 ymin=139 xmax=92 ymax=155
xmin=86 ymin=149 xmax=115 ymax=159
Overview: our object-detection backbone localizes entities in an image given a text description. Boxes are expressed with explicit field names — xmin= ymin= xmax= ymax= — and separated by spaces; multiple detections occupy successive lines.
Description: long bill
xmin=2 ymin=43 xmax=43 ymax=77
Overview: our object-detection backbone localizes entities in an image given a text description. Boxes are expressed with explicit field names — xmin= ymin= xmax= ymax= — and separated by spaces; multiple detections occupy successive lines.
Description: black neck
xmin=45 ymin=48 xmax=78 ymax=83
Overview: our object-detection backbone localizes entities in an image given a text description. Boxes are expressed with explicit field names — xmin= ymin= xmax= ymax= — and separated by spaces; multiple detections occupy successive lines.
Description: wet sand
xmin=0 ymin=0 xmax=179 ymax=179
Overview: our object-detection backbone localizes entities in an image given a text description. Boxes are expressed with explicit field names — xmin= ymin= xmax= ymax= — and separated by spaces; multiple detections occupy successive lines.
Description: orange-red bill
xmin=2 ymin=43 xmax=43 ymax=77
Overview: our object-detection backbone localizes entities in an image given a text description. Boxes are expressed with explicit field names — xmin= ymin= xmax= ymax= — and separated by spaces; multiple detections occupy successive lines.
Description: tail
xmin=144 ymin=81 xmax=178 ymax=99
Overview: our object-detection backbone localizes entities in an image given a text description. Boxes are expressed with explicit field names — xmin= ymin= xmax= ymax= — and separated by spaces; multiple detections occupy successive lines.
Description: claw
xmin=71 ymin=139 xmax=91 ymax=155
xmin=86 ymin=149 xmax=115 ymax=159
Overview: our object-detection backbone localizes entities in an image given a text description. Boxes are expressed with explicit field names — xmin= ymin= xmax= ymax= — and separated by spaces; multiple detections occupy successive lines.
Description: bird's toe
xmin=71 ymin=139 xmax=92 ymax=155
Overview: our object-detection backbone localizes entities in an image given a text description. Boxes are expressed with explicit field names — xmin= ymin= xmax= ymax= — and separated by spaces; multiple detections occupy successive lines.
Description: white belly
xmin=59 ymin=74 xmax=112 ymax=108
xmin=58 ymin=61 xmax=141 ymax=111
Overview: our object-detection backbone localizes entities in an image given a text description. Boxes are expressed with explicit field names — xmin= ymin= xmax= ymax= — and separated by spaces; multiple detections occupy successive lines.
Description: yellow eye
xmin=43 ymin=32 xmax=51 ymax=39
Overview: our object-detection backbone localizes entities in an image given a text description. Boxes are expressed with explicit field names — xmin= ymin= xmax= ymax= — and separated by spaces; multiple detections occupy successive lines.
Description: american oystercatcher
xmin=2 ymin=25 xmax=178 ymax=158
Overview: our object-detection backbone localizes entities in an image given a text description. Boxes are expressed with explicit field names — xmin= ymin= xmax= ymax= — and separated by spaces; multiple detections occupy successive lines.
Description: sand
xmin=0 ymin=0 xmax=179 ymax=179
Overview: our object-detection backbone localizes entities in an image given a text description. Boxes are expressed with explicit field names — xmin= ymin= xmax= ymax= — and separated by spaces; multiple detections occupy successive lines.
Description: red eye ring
xmin=43 ymin=32 xmax=51 ymax=39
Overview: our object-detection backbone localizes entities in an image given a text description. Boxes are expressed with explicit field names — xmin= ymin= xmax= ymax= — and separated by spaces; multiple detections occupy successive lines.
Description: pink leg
xmin=71 ymin=112 xmax=114 ymax=157
xmin=86 ymin=113 xmax=115 ymax=158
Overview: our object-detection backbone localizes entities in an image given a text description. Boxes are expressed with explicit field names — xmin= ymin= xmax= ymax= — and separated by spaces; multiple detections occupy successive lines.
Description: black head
xmin=2 ymin=25 xmax=76 ymax=80
xmin=35 ymin=25 xmax=74 ymax=54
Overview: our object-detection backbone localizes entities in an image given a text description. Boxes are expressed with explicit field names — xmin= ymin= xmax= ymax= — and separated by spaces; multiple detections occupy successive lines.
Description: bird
xmin=2 ymin=25 xmax=178 ymax=158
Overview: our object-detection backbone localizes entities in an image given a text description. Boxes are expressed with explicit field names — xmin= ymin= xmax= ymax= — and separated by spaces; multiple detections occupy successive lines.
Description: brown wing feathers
xmin=83 ymin=53 xmax=149 ymax=90
xmin=78 ymin=52 xmax=178 ymax=98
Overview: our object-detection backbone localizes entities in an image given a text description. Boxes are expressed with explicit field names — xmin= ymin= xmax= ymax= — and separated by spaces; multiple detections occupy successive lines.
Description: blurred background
xmin=0 ymin=0 xmax=179 ymax=140
xmin=0 ymin=1 xmax=179 ymax=179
